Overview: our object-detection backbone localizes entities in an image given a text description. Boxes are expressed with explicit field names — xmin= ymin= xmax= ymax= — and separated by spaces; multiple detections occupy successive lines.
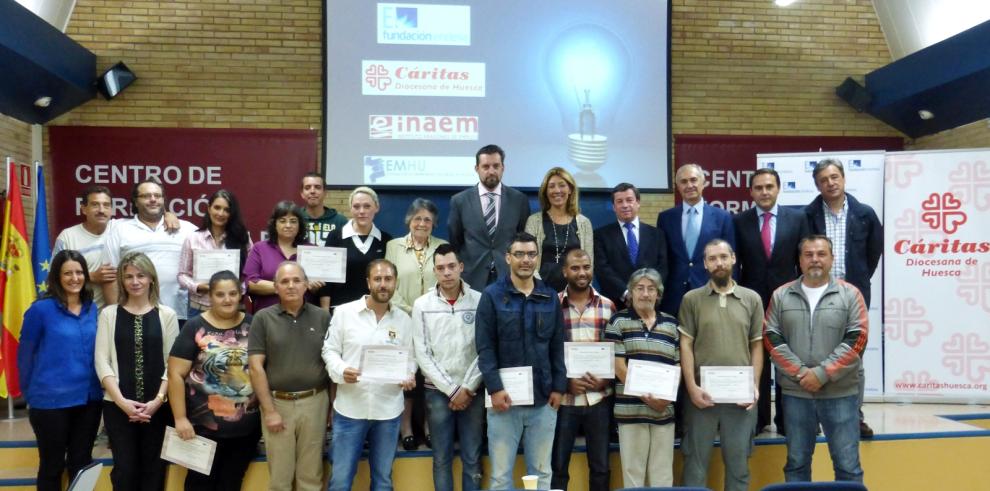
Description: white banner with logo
xmin=756 ymin=151 xmax=885 ymax=399
xmin=884 ymin=148 xmax=990 ymax=401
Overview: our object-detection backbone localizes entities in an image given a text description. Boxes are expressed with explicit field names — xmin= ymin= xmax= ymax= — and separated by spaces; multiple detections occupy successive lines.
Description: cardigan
xmin=524 ymin=212 xmax=595 ymax=279
xmin=95 ymin=304 xmax=179 ymax=402
xmin=384 ymin=233 xmax=448 ymax=314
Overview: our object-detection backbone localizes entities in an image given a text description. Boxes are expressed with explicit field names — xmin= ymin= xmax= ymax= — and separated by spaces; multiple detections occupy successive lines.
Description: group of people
xmin=15 ymin=142 xmax=881 ymax=490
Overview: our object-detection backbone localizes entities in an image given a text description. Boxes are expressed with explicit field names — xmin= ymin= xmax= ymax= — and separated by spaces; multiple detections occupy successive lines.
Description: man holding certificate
xmin=476 ymin=232 xmax=566 ymax=490
xmin=551 ymin=248 xmax=616 ymax=491
xmin=678 ymin=239 xmax=764 ymax=491
xmin=322 ymin=259 xmax=416 ymax=491
xmin=764 ymin=235 xmax=867 ymax=483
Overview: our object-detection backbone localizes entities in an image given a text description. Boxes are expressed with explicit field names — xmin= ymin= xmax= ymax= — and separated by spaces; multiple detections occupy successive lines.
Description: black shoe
xmin=860 ymin=421 xmax=874 ymax=439
xmin=424 ymin=434 xmax=432 ymax=449
xmin=401 ymin=435 xmax=417 ymax=451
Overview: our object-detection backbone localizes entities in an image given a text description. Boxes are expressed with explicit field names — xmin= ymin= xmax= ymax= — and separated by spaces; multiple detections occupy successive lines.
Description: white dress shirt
xmin=322 ymin=296 xmax=416 ymax=420
xmin=477 ymin=182 xmax=503 ymax=226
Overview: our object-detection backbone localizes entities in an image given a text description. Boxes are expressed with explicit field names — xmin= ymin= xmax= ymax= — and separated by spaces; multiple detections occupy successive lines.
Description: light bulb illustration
xmin=544 ymin=24 xmax=630 ymax=186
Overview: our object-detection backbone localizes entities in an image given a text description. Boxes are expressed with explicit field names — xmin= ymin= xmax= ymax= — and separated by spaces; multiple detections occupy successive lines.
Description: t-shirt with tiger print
xmin=170 ymin=314 xmax=260 ymax=438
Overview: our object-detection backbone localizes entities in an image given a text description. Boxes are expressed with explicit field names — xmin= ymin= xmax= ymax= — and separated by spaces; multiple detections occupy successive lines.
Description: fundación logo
xmin=362 ymin=60 xmax=485 ymax=97
xmin=377 ymin=3 xmax=471 ymax=46
xmin=921 ymin=192 xmax=967 ymax=234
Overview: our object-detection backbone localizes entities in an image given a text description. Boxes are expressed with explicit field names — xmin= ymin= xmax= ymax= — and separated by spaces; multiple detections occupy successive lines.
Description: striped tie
xmin=484 ymin=192 xmax=497 ymax=237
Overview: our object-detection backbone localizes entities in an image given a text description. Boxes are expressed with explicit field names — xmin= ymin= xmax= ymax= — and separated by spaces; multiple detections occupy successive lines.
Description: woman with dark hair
xmin=178 ymin=189 xmax=253 ymax=316
xmin=168 ymin=270 xmax=260 ymax=491
xmin=18 ymin=250 xmax=103 ymax=491
xmin=243 ymin=200 xmax=312 ymax=312
xmin=96 ymin=252 xmax=180 ymax=491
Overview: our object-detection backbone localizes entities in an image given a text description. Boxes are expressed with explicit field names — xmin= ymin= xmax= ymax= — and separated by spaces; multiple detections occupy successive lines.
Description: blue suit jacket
xmin=805 ymin=193 xmax=883 ymax=307
xmin=733 ymin=205 xmax=811 ymax=308
xmin=656 ymin=202 xmax=735 ymax=316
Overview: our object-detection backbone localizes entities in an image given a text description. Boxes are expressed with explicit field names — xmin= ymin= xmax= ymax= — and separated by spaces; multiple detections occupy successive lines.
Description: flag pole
xmin=3 ymin=159 xmax=11 ymax=419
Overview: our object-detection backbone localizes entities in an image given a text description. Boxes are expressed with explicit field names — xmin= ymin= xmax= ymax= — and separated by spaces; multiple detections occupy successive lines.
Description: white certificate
xmin=296 ymin=245 xmax=346 ymax=283
xmin=623 ymin=359 xmax=680 ymax=401
xmin=485 ymin=366 xmax=534 ymax=407
xmin=701 ymin=366 xmax=755 ymax=404
xmin=193 ymin=249 xmax=240 ymax=282
xmin=160 ymin=426 xmax=217 ymax=476
xmin=565 ymin=342 xmax=615 ymax=379
xmin=358 ymin=345 xmax=411 ymax=384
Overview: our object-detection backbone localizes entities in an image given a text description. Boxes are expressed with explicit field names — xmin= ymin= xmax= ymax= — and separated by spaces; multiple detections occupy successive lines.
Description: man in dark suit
xmin=594 ymin=183 xmax=668 ymax=310
xmin=656 ymin=163 xmax=735 ymax=317
xmin=805 ymin=158 xmax=882 ymax=439
xmin=734 ymin=168 xmax=810 ymax=435
xmin=448 ymin=144 xmax=531 ymax=289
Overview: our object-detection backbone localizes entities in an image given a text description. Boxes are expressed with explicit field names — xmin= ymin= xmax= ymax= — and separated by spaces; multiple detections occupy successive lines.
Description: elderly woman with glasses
xmin=605 ymin=268 xmax=680 ymax=488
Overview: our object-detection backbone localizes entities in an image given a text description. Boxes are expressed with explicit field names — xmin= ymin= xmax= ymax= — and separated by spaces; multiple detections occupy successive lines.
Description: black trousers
xmin=102 ymin=401 xmax=170 ymax=491
xmin=183 ymin=428 xmax=261 ymax=491
xmin=28 ymin=401 xmax=102 ymax=491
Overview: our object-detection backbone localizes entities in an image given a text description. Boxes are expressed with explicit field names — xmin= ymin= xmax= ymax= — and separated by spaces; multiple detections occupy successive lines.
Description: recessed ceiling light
xmin=918 ymin=110 xmax=935 ymax=120
xmin=775 ymin=0 xmax=797 ymax=6
xmin=33 ymin=96 xmax=51 ymax=108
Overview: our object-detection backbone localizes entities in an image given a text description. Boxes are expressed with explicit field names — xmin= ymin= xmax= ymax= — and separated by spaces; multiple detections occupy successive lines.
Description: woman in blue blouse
xmin=18 ymin=250 xmax=104 ymax=491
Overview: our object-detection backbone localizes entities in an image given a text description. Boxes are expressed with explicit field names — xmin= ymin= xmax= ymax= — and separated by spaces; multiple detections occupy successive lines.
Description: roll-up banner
xmin=883 ymin=148 xmax=990 ymax=402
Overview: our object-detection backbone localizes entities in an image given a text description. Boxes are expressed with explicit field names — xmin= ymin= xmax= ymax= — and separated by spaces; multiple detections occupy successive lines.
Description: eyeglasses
xmin=509 ymin=251 xmax=538 ymax=259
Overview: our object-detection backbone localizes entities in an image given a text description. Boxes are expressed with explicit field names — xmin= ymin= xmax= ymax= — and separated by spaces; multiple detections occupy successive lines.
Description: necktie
xmin=624 ymin=221 xmax=639 ymax=265
xmin=483 ymin=192 xmax=497 ymax=237
xmin=684 ymin=208 xmax=699 ymax=257
xmin=761 ymin=211 xmax=773 ymax=259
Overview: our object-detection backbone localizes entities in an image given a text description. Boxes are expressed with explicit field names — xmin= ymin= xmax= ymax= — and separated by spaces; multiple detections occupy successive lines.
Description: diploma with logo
xmin=296 ymin=245 xmax=346 ymax=283
xmin=565 ymin=342 xmax=615 ymax=379
xmin=161 ymin=426 xmax=217 ymax=475
xmin=485 ymin=366 xmax=534 ymax=407
xmin=358 ymin=345 xmax=411 ymax=384
xmin=193 ymin=249 xmax=240 ymax=282
xmin=623 ymin=360 xmax=680 ymax=400
xmin=701 ymin=366 xmax=755 ymax=404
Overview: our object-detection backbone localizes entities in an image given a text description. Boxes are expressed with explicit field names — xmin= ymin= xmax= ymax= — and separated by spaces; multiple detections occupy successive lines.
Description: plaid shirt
xmin=822 ymin=197 xmax=848 ymax=279
xmin=559 ymin=287 xmax=615 ymax=406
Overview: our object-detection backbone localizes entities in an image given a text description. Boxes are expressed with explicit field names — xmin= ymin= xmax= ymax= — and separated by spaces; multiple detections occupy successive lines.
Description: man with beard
xmin=323 ymin=259 xmax=416 ymax=491
xmin=476 ymin=232 xmax=566 ymax=490
xmin=448 ymin=144 xmax=531 ymax=289
xmin=551 ymin=247 xmax=615 ymax=491
xmin=103 ymin=179 xmax=196 ymax=319
xmin=678 ymin=239 xmax=763 ymax=491
xmin=764 ymin=235 xmax=867 ymax=483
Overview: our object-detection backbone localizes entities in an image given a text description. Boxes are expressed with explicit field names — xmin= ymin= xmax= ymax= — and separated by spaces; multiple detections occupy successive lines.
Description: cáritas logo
xmin=920 ymin=192 xmax=967 ymax=234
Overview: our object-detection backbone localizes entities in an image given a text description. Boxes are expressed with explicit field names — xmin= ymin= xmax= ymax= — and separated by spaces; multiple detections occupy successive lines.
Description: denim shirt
xmin=475 ymin=275 xmax=567 ymax=404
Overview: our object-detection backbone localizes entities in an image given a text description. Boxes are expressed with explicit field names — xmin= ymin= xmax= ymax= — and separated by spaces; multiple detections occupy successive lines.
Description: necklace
xmin=551 ymin=219 xmax=571 ymax=263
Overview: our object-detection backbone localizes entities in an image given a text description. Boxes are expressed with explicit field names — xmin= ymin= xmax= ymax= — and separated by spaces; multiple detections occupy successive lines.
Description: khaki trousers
xmin=617 ymin=422 xmax=674 ymax=488
xmin=262 ymin=393 xmax=329 ymax=491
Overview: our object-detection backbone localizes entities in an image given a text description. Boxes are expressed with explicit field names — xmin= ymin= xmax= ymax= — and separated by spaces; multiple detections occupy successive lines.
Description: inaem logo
xmin=920 ymin=192 xmax=967 ymax=234
xmin=394 ymin=7 xmax=417 ymax=28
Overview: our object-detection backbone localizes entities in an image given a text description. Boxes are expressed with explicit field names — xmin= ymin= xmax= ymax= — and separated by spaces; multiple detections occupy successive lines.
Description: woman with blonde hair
xmin=524 ymin=167 xmax=594 ymax=291
xmin=321 ymin=186 xmax=392 ymax=309
xmin=95 ymin=252 xmax=179 ymax=491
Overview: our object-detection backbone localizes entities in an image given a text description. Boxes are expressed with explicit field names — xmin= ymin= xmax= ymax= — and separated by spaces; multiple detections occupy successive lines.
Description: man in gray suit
xmin=448 ymin=144 xmax=531 ymax=289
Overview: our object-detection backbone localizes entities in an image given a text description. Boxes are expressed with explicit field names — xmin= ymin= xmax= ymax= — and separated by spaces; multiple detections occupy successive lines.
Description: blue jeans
xmin=328 ymin=411 xmax=401 ymax=491
xmin=550 ymin=399 xmax=612 ymax=491
xmin=782 ymin=394 xmax=863 ymax=482
xmin=487 ymin=403 xmax=557 ymax=490
xmin=425 ymin=388 xmax=485 ymax=491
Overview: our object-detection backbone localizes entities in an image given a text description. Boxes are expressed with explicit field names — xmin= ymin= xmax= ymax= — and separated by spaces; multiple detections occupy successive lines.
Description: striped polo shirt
xmin=605 ymin=308 xmax=680 ymax=425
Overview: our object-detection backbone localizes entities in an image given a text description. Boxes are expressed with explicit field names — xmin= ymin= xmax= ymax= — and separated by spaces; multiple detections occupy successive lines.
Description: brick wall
xmin=909 ymin=119 xmax=990 ymax=150
xmin=46 ymin=0 xmax=902 ymax=222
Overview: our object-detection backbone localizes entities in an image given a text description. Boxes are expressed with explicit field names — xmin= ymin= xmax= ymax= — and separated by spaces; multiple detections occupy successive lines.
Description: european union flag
xmin=31 ymin=165 xmax=51 ymax=295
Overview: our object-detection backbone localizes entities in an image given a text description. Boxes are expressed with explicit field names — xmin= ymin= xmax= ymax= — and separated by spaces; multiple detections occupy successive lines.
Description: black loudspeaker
xmin=96 ymin=62 xmax=137 ymax=100
xmin=835 ymin=77 xmax=872 ymax=113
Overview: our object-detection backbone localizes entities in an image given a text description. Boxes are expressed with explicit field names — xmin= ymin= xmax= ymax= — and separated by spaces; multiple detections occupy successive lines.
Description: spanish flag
xmin=0 ymin=166 xmax=36 ymax=398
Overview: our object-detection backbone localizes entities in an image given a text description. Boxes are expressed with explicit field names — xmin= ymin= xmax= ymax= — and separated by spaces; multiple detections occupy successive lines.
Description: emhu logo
xmin=921 ymin=192 xmax=967 ymax=234
xmin=369 ymin=115 xmax=479 ymax=141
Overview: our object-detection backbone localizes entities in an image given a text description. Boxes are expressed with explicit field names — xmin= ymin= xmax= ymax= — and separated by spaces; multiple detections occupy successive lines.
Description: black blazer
xmin=593 ymin=220 xmax=668 ymax=310
xmin=733 ymin=205 xmax=810 ymax=308
xmin=448 ymin=184 xmax=531 ymax=290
